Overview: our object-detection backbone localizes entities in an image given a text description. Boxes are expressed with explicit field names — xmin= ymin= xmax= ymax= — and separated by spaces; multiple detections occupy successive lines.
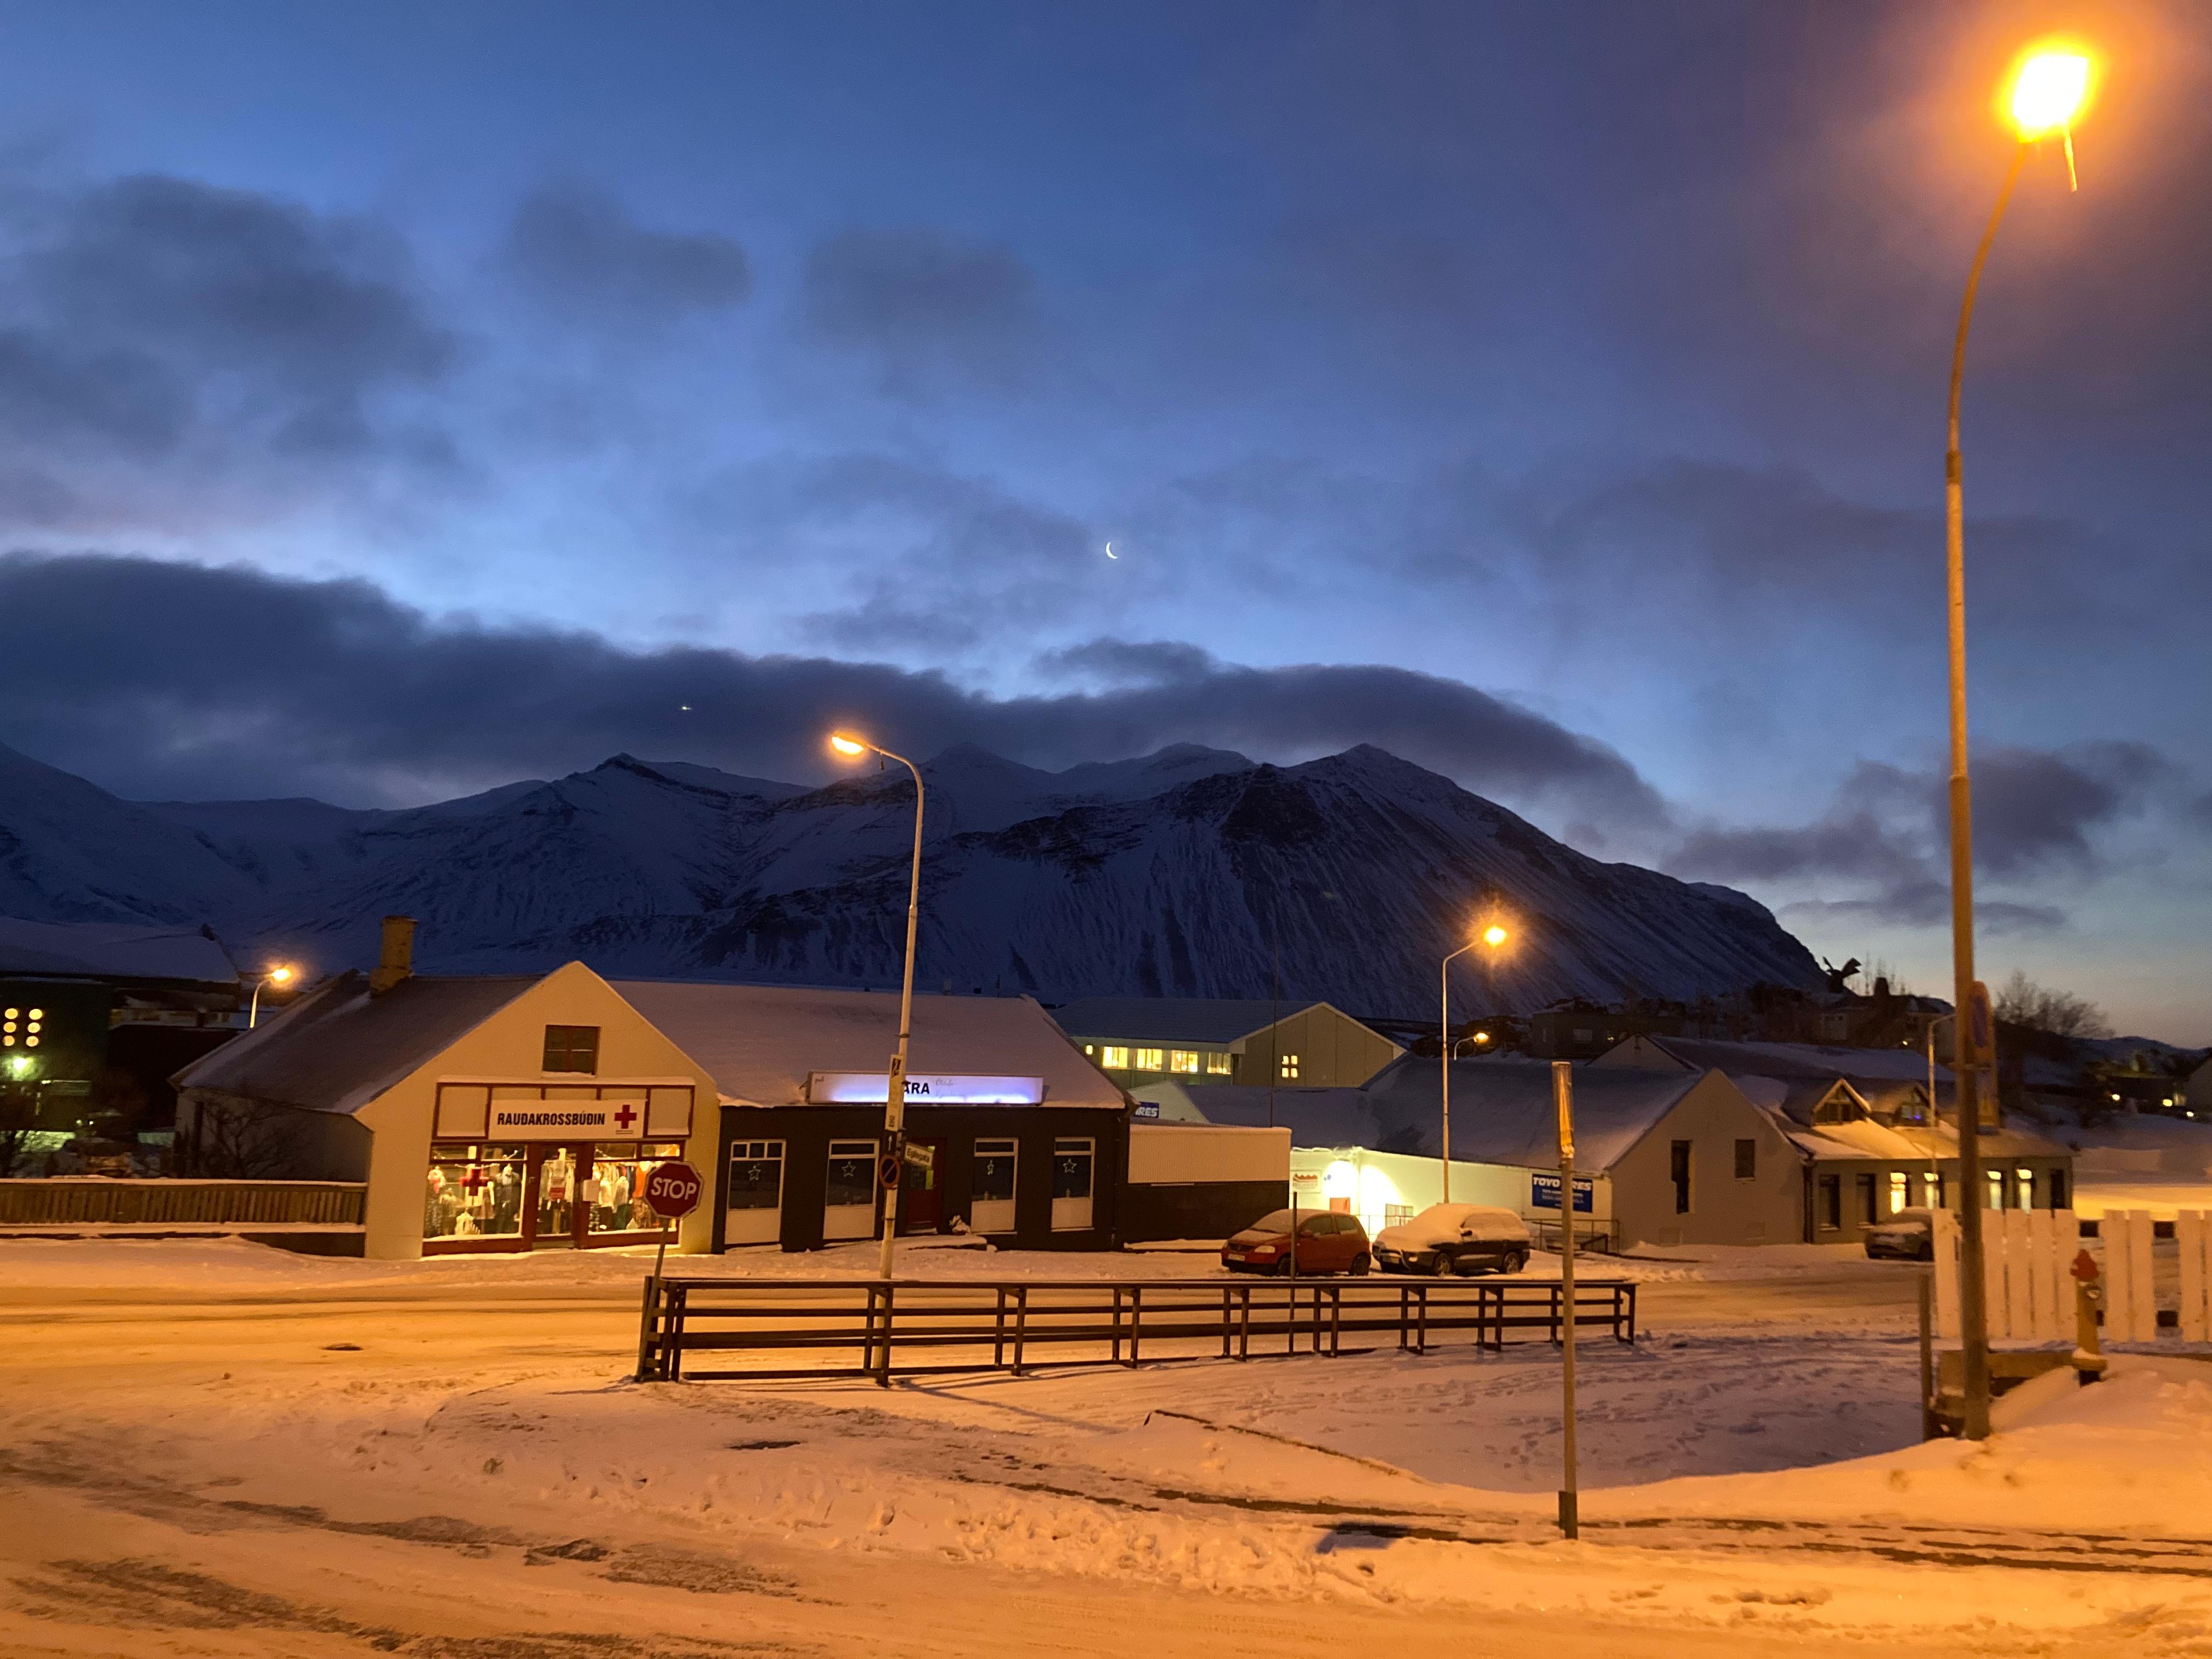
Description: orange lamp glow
xmin=828 ymin=733 xmax=868 ymax=757
xmin=2008 ymin=46 xmax=2092 ymax=139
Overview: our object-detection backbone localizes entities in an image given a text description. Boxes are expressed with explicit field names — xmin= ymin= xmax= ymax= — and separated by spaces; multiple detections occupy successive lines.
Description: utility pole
xmin=1554 ymin=1060 xmax=1579 ymax=1539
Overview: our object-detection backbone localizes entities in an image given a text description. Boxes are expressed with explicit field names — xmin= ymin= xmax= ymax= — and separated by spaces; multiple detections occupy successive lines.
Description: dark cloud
xmin=803 ymin=228 xmax=1039 ymax=391
xmin=503 ymin=184 xmax=751 ymax=319
xmin=1668 ymin=744 xmax=2196 ymax=934
xmin=0 ymin=170 xmax=457 ymax=526
xmin=0 ymin=553 xmax=1664 ymax=827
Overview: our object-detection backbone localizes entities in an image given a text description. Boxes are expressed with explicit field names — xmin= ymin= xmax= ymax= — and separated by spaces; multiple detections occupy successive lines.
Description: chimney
xmin=370 ymin=915 xmax=417 ymax=995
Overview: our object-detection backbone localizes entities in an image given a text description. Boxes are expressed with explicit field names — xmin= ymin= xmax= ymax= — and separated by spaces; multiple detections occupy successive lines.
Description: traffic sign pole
xmin=634 ymin=1160 xmax=703 ymax=1383
xmin=1554 ymin=1060 xmax=1579 ymax=1541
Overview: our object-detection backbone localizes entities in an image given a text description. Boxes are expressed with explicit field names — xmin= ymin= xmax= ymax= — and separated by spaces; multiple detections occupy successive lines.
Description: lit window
xmin=1279 ymin=1052 xmax=1300 ymax=1080
xmin=1986 ymin=1168 xmax=2005 ymax=1210
xmin=2015 ymin=1167 xmax=2033 ymax=1210
xmin=1100 ymin=1046 xmax=1130 ymax=1069
xmin=1133 ymin=1047 xmax=1165 ymax=1071
xmin=1083 ymin=1044 xmax=1094 ymax=1055
xmin=1169 ymin=1050 xmax=1199 ymax=1074
xmin=1888 ymin=1172 xmax=1908 ymax=1215
xmin=1920 ymin=1171 xmax=1940 ymax=1208
xmin=1205 ymin=1052 xmax=1232 ymax=1075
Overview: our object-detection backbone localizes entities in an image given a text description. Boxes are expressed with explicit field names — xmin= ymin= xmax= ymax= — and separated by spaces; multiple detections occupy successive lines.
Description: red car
xmin=1220 ymin=1208 xmax=1372 ymax=1276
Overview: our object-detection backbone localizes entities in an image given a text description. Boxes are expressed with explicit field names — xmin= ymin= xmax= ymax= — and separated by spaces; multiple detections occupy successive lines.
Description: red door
xmin=900 ymin=1140 xmax=945 ymax=1233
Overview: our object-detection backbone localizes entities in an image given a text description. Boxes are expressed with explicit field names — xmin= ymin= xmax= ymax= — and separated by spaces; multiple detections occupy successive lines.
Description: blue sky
xmin=0 ymin=1 xmax=2205 ymax=1040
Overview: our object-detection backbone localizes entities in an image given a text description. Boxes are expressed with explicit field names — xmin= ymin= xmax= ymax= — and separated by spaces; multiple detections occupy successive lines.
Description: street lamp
xmin=248 ymin=964 xmax=298 ymax=1029
xmin=1439 ymin=922 xmax=1510 ymax=1202
xmin=1941 ymin=40 xmax=2092 ymax=1442
xmin=828 ymin=730 xmax=926 ymax=1280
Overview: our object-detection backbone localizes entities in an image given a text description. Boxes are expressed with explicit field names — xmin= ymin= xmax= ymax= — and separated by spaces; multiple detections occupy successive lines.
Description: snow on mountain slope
xmin=3 ymin=740 xmax=1821 ymax=1013
xmin=0 ymin=743 xmax=254 ymax=924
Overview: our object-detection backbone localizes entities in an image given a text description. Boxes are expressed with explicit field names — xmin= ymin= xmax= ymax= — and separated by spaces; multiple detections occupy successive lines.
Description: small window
xmin=1133 ymin=1047 xmax=1165 ymax=1071
xmin=1099 ymin=1045 xmax=1130 ymax=1070
xmin=1670 ymin=1140 xmax=1692 ymax=1214
xmin=1204 ymin=1051 xmax=1233 ymax=1075
xmin=1734 ymin=1139 xmax=1756 ymax=1181
xmin=2015 ymin=1166 xmax=2033 ymax=1211
xmin=1888 ymin=1172 xmax=1908 ymax=1215
xmin=1986 ymin=1167 xmax=2005 ymax=1211
xmin=2049 ymin=1168 xmax=2067 ymax=1210
xmin=1856 ymin=1172 xmax=1878 ymax=1226
xmin=543 ymin=1024 xmax=600 ymax=1074
xmin=1818 ymin=1174 xmax=1841 ymax=1231
xmin=1279 ymin=1052 xmax=1300 ymax=1081
xmin=1169 ymin=1049 xmax=1200 ymax=1074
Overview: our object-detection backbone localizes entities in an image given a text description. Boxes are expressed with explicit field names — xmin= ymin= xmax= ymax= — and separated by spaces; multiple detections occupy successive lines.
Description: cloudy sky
xmin=0 ymin=1 xmax=2205 ymax=1041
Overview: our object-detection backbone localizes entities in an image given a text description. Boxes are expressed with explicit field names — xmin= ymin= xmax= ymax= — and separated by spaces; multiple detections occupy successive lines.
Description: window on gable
xmin=543 ymin=1025 xmax=600 ymax=1074
xmin=1279 ymin=1052 xmax=1301 ymax=1080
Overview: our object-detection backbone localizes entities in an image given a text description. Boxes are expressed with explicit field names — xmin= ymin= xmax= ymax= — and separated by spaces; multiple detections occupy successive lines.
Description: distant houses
xmin=1050 ymin=996 xmax=1402 ymax=1090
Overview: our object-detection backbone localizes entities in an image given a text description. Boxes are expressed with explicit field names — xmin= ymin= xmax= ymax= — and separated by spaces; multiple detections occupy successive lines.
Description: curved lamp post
xmin=829 ymin=731 xmax=926 ymax=1281
xmin=247 ymin=964 xmax=298 ymax=1029
xmin=1943 ymin=42 xmax=2092 ymax=1441
xmin=1439 ymin=923 xmax=1509 ymax=1202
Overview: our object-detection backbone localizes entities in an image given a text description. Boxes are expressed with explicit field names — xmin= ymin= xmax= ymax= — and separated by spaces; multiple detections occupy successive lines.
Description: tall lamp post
xmin=829 ymin=731 xmax=927 ymax=1281
xmin=1438 ymin=923 xmax=1509 ymax=1203
xmin=247 ymin=964 xmax=297 ymax=1029
xmin=1942 ymin=43 xmax=2092 ymax=1441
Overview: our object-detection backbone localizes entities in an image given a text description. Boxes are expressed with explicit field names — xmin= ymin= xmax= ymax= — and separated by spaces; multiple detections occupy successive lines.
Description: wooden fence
xmin=636 ymin=1274 xmax=1639 ymax=1384
xmin=0 ymin=1178 xmax=366 ymax=1228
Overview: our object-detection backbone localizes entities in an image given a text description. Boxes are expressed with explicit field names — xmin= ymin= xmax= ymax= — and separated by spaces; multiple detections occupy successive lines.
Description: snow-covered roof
xmin=174 ymin=971 xmax=541 ymax=1115
xmin=614 ymin=981 xmax=1126 ymax=1111
xmin=1048 ymin=996 xmax=1338 ymax=1047
xmin=1140 ymin=1084 xmax=1375 ymax=1146
xmin=1348 ymin=1056 xmax=1718 ymax=1172
xmin=0 ymin=916 xmax=238 ymax=988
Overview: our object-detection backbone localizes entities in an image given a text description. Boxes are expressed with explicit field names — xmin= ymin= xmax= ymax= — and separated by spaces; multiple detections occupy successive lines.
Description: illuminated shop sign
xmin=805 ymin=1071 xmax=1047 ymax=1105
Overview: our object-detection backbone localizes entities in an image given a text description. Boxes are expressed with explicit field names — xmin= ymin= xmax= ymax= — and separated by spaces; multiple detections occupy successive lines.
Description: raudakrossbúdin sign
xmin=489 ymin=1098 xmax=650 ymax=1139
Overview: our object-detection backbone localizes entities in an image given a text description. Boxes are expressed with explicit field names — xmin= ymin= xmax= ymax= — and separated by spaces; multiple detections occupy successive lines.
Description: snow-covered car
xmin=1220 ymin=1209 xmax=1372 ymax=1275
xmin=1864 ymin=1207 xmax=1936 ymax=1261
xmin=1372 ymin=1204 xmax=1530 ymax=1276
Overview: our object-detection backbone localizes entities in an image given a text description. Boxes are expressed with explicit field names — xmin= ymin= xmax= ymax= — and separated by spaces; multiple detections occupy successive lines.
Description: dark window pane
xmin=726 ymin=1148 xmax=783 ymax=1211
xmin=973 ymin=1148 xmax=1017 ymax=1203
xmin=543 ymin=1025 xmax=600 ymax=1074
xmin=826 ymin=1155 xmax=876 ymax=1209
xmin=1052 ymin=1150 xmax=1093 ymax=1201
xmin=1734 ymin=1139 xmax=1757 ymax=1181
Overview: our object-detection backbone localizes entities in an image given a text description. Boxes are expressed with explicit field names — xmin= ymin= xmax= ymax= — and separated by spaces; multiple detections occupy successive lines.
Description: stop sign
xmin=642 ymin=1160 xmax=704 ymax=1220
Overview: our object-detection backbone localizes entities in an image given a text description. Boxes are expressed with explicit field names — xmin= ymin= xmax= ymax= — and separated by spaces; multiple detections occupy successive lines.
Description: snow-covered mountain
xmin=0 ymin=738 xmax=1822 ymax=1014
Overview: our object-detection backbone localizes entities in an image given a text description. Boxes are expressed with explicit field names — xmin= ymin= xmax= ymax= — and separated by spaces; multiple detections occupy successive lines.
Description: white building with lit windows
xmin=1050 ymin=997 xmax=1401 ymax=1091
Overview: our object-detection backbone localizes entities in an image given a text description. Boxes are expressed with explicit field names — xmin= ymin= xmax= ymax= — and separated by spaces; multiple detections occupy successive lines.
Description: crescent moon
xmin=1104 ymin=541 xmax=1118 ymax=560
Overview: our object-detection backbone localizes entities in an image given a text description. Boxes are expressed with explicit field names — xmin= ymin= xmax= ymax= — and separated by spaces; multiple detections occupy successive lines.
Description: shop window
xmin=1051 ymin=1137 xmax=1095 ymax=1231
xmin=1099 ymin=1046 xmax=1131 ymax=1070
xmin=724 ymin=1139 xmax=786 ymax=1246
xmin=1818 ymin=1174 xmax=1841 ymax=1232
xmin=1888 ymin=1172 xmax=1909 ymax=1215
xmin=1133 ymin=1047 xmax=1165 ymax=1071
xmin=425 ymin=1144 xmax=526 ymax=1242
xmin=971 ymin=1137 xmax=1018 ymax=1233
xmin=537 ymin=1146 xmax=583 ymax=1235
xmin=824 ymin=1139 xmax=879 ymax=1242
xmin=1279 ymin=1052 xmax=1300 ymax=1081
xmin=586 ymin=1142 xmax=686 ymax=1237
xmin=1205 ymin=1052 xmax=1233 ymax=1075
xmin=1169 ymin=1050 xmax=1199 ymax=1074
xmin=543 ymin=1024 xmax=600 ymax=1074
xmin=1734 ymin=1139 xmax=1756 ymax=1181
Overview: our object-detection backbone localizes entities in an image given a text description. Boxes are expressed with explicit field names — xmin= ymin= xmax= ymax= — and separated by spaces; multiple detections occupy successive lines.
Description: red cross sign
xmin=613 ymin=1104 xmax=639 ymax=1132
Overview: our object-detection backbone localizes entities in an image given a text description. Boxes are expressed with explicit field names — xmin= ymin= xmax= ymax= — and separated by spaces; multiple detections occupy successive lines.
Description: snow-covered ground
xmin=2 ymin=1237 xmax=2208 ymax=1657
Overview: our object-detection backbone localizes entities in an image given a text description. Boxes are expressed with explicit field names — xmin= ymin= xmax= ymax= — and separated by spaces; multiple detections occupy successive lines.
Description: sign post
xmin=1553 ymin=1060 xmax=1579 ymax=1541
xmin=634 ymin=1159 xmax=702 ymax=1382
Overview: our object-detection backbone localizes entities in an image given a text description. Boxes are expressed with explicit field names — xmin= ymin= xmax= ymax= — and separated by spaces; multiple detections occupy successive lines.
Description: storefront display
xmin=423 ymin=1138 xmax=689 ymax=1252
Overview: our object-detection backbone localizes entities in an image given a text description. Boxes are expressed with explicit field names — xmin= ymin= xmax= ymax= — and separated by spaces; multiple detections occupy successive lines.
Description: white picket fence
xmin=1931 ymin=1207 xmax=2212 ymax=1345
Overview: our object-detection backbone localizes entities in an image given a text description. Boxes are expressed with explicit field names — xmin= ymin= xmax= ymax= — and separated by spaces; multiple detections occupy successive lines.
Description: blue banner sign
xmin=1531 ymin=1172 xmax=1594 ymax=1213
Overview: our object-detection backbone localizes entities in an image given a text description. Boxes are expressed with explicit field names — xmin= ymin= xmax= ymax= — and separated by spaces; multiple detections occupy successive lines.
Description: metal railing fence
xmin=636 ymin=1274 xmax=1638 ymax=1384
xmin=0 ymin=1178 xmax=366 ymax=1228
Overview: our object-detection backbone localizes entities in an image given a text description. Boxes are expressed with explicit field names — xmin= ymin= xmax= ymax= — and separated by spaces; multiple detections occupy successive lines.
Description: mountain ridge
xmin=0 ymin=738 xmax=1822 ymax=1015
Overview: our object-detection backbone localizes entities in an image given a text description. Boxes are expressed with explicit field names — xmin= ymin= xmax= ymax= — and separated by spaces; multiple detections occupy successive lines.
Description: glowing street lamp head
xmin=267 ymin=964 xmax=296 ymax=986
xmin=2009 ymin=47 xmax=2092 ymax=139
xmin=827 ymin=733 xmax=868 ymax=758
xmin=1482 ymin=924 xmax=1509 ymax=949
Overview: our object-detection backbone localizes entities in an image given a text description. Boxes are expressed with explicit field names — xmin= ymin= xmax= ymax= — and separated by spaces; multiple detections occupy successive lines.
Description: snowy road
xmin=2 ymin=1242 xmax=2208 ymax=1656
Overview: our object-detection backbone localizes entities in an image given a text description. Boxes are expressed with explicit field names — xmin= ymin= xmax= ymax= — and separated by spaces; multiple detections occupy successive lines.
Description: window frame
xmin=1733 ymin=1138 xmax=1757 ymax=1181
xmin=541 ymin=1024 xmax=601 ymax=1075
